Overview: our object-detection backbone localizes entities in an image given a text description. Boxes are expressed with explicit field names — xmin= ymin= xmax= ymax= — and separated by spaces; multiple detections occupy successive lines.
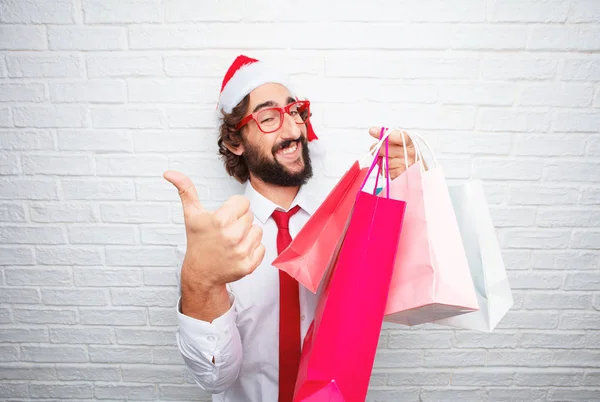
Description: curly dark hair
xmin=217 ymin=95 xmax=251 ymax=183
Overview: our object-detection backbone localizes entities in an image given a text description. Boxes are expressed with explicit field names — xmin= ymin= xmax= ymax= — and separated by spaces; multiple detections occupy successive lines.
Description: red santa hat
xmin=217 ymin=55 xmax=319 ymax=144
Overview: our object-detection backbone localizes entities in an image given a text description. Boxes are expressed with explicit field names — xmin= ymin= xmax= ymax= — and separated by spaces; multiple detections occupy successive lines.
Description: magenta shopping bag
xmin=293 ymin=129 xmax=406 ymax=402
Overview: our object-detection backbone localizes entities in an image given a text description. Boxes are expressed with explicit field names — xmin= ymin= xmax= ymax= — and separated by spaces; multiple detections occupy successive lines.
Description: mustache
xmin=273 ymin=137 xmax=305 ymax=153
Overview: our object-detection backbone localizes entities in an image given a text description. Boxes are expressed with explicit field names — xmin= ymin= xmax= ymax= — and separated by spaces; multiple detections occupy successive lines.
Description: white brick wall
xmin=0 ymin=0 xmax=599 ymax=401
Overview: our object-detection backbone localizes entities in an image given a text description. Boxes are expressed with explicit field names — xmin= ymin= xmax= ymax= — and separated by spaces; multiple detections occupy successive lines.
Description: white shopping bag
xmin=433 ymin=181 xmax=514 ymax=332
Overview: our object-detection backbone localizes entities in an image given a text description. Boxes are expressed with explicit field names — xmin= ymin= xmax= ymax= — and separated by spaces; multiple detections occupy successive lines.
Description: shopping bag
xmin=272 ymin=140 xmax=388 ymax=293
xmin=383 ymin=130 xmax=479 ymax=326
xmin=433 ymin=181 xmax=514 ymax=332
xmin=293 ymin=129 xmax=406 ymax=402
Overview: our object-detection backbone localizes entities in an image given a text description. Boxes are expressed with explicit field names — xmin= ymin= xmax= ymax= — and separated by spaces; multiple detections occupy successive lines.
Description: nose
xmin=279 ymin=112 xmax=302 ymax=140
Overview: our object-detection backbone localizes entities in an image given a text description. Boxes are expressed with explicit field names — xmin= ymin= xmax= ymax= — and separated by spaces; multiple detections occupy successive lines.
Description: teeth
xmin=281 ymin=143 xmax=298 ymax=155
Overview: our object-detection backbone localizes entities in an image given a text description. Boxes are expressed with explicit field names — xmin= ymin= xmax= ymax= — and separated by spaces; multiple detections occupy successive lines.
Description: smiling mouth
xmin=275 ymin=139 xmax=300 ymax=156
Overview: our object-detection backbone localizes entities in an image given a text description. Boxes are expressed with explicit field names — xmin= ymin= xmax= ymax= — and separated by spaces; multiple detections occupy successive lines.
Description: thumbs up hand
xmin=163 ymin=170 xmax=265 ymax=290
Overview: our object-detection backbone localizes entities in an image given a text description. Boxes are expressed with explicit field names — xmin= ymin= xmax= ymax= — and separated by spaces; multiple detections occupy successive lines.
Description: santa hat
xmin=217 ymin=55 xmax=320 ymax=145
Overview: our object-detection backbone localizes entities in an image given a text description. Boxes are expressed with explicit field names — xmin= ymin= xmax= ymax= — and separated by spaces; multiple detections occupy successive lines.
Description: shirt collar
xmin=244 ymin=181 xmax=319 ymax=224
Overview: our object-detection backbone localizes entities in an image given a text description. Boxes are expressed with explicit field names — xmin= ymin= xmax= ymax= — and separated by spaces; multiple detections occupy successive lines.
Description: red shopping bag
xmin=293 ymin=130 xmax=406 ymax=402
xmin=272 ymin=160 xmax=369 ymax=293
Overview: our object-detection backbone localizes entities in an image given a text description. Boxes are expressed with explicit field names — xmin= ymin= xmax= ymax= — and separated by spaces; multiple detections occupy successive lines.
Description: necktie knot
xmin=271 ymin=205 xmax=301 ymax=231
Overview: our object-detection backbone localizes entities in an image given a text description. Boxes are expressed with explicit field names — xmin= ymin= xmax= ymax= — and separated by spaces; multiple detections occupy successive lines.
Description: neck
xmin=248 ymin=175 xmax=300 ymax=210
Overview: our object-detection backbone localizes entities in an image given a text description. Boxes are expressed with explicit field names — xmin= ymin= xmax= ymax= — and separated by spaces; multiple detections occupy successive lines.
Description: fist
xmin=163 ymin=170 xmax=265 ymax=288
xmin=369 ymin=127 xmax=418 ymax=181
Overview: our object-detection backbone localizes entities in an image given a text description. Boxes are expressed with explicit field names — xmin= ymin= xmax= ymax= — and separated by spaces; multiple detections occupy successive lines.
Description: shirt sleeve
xmin=175 ymin=290 xmax=243 ymax=394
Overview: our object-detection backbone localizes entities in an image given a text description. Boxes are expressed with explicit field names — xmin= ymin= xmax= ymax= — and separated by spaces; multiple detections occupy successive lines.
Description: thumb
xmin=163 ymin=170 xmax=204 ymax=212
xmin=369 ymin=126 xmax=384 ymax=139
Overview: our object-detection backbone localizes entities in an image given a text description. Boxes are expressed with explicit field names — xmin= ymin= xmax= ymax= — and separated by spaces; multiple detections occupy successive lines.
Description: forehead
xmin=248 ymin=83 xmax=294 ymax=110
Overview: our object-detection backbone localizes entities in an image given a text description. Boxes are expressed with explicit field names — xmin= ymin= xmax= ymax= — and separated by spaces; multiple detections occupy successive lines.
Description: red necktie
xmin=272 ymin=205 xmax=302 ymax=402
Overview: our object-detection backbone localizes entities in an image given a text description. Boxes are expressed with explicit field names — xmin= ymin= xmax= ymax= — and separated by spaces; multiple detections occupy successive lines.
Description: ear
xmin=225 ymin=141 xmax=244 ymax=156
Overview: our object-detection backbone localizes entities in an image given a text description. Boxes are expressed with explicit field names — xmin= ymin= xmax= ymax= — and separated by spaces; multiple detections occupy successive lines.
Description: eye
xmin=289 ymin=110 xmax=299 ymax=116
xmin=260 ymin=117 xmax=274 ymax=124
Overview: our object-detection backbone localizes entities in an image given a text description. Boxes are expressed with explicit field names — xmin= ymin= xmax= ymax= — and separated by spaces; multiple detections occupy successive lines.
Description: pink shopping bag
xmin=382 ymin=130 xmax=479 ymax=326
xmin=294 ymin=129 xmax=406 ymax=402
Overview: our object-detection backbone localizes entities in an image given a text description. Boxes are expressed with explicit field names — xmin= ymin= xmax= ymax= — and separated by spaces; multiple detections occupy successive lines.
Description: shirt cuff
xmin=176 ymin=292 xmax=237 ymax=352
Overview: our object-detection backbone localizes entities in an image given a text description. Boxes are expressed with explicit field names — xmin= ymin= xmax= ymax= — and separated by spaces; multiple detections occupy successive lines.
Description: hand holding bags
xmin=382 ymin=131 xmax=480 ymax=326
xmin=293 ymin=129 xmax=407 ymax=402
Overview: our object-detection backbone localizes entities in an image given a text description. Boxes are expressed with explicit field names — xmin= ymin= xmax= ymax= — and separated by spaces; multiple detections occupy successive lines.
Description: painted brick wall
xmin=0 ymin=0 xmax=599 ymax=401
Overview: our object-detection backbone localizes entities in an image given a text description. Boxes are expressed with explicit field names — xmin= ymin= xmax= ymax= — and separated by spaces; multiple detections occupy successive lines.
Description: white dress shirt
xmin=176 ymin=181 xmax=323 ymax=402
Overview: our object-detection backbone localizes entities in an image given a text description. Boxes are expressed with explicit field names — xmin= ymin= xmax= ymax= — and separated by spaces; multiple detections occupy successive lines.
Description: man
xmin=164 ymin=55 xmax=417 ymax=402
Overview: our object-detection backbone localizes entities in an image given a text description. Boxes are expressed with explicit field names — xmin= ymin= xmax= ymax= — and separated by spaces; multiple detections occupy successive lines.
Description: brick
xmin=167 ymin=107 xmax=216 ymax=128
xmin=30 ymin=202 xmax=96 ymax=223
xmin=562 ymin=59 xmax=600 ymax=81
xmin=478 ymin=108 xmax=552 ymax=132
xmin=500 ymin=229 xmax=571 ymax=249
xmin=487 ymin=350 xmax=555 ymax=366
xmin=0 ymin=382 xmax=29 ymax=398
xmin=111 ymin=288 xmax=177 ymax=307
xmin=149 ymin=308 xmax=178 ymax=326
xmin=50 ymin=327 xmax=112 ymax=344
xmin=519 ymin=332 xmax=587 ymax=349
xmin=0 ymin=365 xmax=56 ymax=380
xmin=50 ymin=80 xmax=126 ymax=103
xmin=552 ymin=111 xmax=600 ymax=132
xmin=143 ymin=268 xmax=179 ymax=287
xmin=548 ymin=388 xmax=600 ymax=401
xmin=0 ymin=83 xmax=46 ymax=102
xmin=529 ymin=26 xmax=600 ymax=51
xmin=524 ymin=293 xmax=592 ymax=310
xmin=522 ymin=83 xmax=594 ymax=107
xmin=452 ymin=369 xmax=514 ymax=386
xmin=169 ymin=156 xmax=227 ymax=178
xmin=388 ymin=331 xmax=453 ymax=349
xmin=482 ymin=56 xmax=558 ymax=80
xmin=116 ymin=329 xmax=175 ymax=346
xmin=84 ymin=0 xmax=161 ymax=23
xmin=0 ymin=328 xmax=49 ymax=343
xmin=0 ymin=152 xmax=19 ymax=174
xmin=13 ymin=307 xmax=76 ymax=324
xmin=0 ymin=0 xmax=76 ymax=23
xmin=384 ymin=370 xmax=450 ymax=386
xmin=48 ymin=26 xmax=125 ymax=50
xmin=0 ymin=247 xmax=34 ymax=265
xmin=22 ymin=345 xmax=88 ymax=363
xmin=543 ymin=161 xmax=600 ymax=182
xmin=502 ymin=250 xmax=531 ymax=270
xmin=137 ymin=178 xmax=208 ymax=202
xmin=36 ymin=246 xmax=103 ymax=265
xmin=537 ymin=208 xmax=600 ymax=227
xmin=122 ymin=365 xmax=185 ymax=383
xmin=56 ymin=365 xmax=120 ymax=381
xmin=489 ymin=0 xmax=569 ymax=22
xmin=533 ymin=250 xmax=600 ymax=270
xmin=580 ymin=187 xmax=600 ymax=205
xmin=100 ymin=203 xmax=170 ymax=223
xmin=306 ymin=79 xmax=438 ymax=104
xmin=515 ymin=134 xmax=587 ymax=156
xmin=0 ymin=307 xmax=10 ymax=323
xmin=68 ymin=225 xmax=137 ymax=245
xmin=165 ymin=54 xmax=257 ymax=77
xmin=58 ymin=129 xmax=132 ymax=152
xmin=42 ymin=288 xmax=108 ymax=306
xmin=5 ymin=267 xmax=71 ymax=285
xmin=560 ymin=312 xmax=600 ymax=330
xmin=0 ymin=226 xmax=65 ymax=245
xmin=94 ymin=383 xmax=157 ymax=400
xmin=326 ymin=54 xmax=480 ymax=79
xmin=87 ymin=53 xmax=163 ymax=77
xmin=482 ymin=183 xmax=507 ymax=204
xmin=0 ymin=129 xmax=54 ymax=150
xmin=133 ymin=130 xmax=215 ymax=153
xmin=96 ymin=155 xmax=167 ymax=177
xmin=496 ymin=311 xmax=560 ymax=329
xmin=0 ymin=345 xmax=19 ymax=361
xmin=472 ymin=159 xmax=542 ymax=180
xmin=141 ymin=226 xmax=185 ymax=246
xmin=7 ymin=53 xmax=82 ymax=78
xmin=373 ymin=350 xmax=422 ymax=368
xmin=0 ymin=287 xmax=40 ymax=304
xmin=421 ymin=387 xmax=486 ymax=401
xmin=0 ymin=25 xmax=46 ymax=50
xmin=423 ymin=350 xmax=486 ymax=367
xmin=22 ymin=154 xmax=93 ymax=175
xmin=587 ymin=135 xmax=600 ymax=156
xmin=91 ymin=106 xmax=164 ymax=129
xmin=80 ymin=308 xmax=147 ymax=326
xmin=366 ymin=388 xmax=421 ymax=401
xmin=584 ymin=371 xmax=600 ymax=386
xmin=570 ymin=0 xmax=600 ymax=22
xmin=159 ymin=384 xmax=211 ymax=400
xmin=571 ymin=230 xmax=600 ymax=249
xmin=128 ymin=78 xmax=215 ymax=104
xmin=439 ymin=84 xmax=515 ymax=106
xmin=74 ymin=267 xmax=143 ymax=287
xmin=152 ymin=347 xmax=183 ymax=364
xmin=62 ymin=178 xmax=135 ymax=200
xmin=515 ymin=370 xmax=583 ymax=386
xmin=489 ymin=206 xmax=537 ymax=227
xmin=14 ymin=105 xmax=87 ymax=128
xmin=0 ymin=107 xmax=11 ymax=127
xmin=210 ymin=179 xmax=246 ymax=201
xmin=30 ymin=383 xmax=93 ymax=398
xmin=452 ymin=25 xmax=527 ymax=50
xmin=89 ymin=346 xmax=151 ymax=364
xmin=507 ymin=271 xmax=563 ymax=289
xmin=164 ymin=0 xmax=245 ymax=22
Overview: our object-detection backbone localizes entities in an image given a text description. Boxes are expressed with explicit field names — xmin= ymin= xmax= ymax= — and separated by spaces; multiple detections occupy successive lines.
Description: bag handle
xmin=360 ymin=127 xmax=390 ymax=198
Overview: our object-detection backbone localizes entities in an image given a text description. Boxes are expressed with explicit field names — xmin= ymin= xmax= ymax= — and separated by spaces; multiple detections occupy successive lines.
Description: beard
xmin=242 ymin=135 xmax=313 ymax=187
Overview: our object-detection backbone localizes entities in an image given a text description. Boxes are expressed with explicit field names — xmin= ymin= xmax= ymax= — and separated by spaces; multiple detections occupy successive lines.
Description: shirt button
xmin=301 ymin=315 xmax=306 ymax=321
xmin=207 ymin=335 xmax=216 ymax=342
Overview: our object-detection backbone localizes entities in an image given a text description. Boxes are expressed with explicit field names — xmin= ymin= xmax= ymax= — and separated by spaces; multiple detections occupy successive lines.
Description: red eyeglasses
xmin=236 ymin=100 xmax=311 ymax=134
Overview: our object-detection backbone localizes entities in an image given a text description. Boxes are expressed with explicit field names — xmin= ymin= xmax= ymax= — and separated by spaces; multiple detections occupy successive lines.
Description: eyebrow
xmin=252 ymin=97 xmax=297 ymax=113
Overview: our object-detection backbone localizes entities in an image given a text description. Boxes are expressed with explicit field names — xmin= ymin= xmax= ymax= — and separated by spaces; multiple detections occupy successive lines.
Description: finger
xmin=163 ymin=170 xmax=203 ymax=212
xmin=368 ymin=126 xmax=386 ymax=140
xmin=237 ymin=224 xmax=263 ymax=256
xmin=221 ymin=210 xmax=254 ymax=244
xmin=250 ymin=243 xmax=266 ymax=269
xmin=386 ymin=129 xmax=414 ymax=147
xmin=379 ymin=143 xmax=416 ymax=158
xmin=213 ymin=195 xmax=251 ymax=228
